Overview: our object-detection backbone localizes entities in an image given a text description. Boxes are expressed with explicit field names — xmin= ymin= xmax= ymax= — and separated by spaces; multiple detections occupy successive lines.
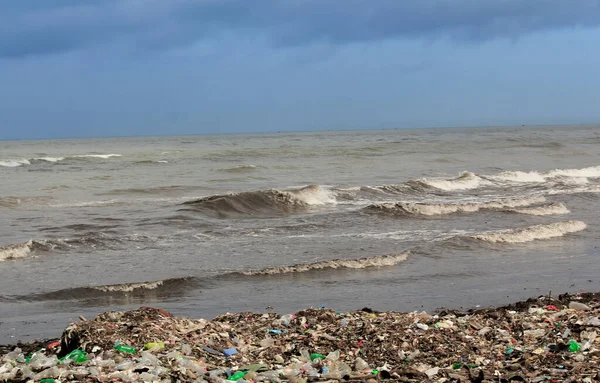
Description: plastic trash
xmin=114 ymin=341 xmax=136 ymax=353
xmin=278 ymin=313 xmax=296 ymax=326
xmin=223 ymin=348 xmax=238 ymax=357
xmin=59 ymin=349 xmax=87 ymax=364
xmin=568 ymin=340 xmax=581 ymax=352
xmin=46 ymin=341 xmax=61 ymax=350
xmin=355 ymin=357 xmax=369 ymax=371
xmin=569 ymin=301 xmax=591 ymax=311
xmin=268 ymin=329 xmax=283 ymax=335
xmin=310 ymin=353 xmax=325 ymax=361
xmin=416 ymin=323 xmax=429 ymax=331
xmin=144 ymin=341 xmax=165 ymax=351
xmin=30 ymin=353 xmax=58 ymax=369
xmin=40 ymin=379 xmax=55 ymax=383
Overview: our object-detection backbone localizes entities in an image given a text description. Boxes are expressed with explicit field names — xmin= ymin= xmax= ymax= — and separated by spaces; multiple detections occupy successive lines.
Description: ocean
xmin=1 ymin=125 xmax=599 ymax=344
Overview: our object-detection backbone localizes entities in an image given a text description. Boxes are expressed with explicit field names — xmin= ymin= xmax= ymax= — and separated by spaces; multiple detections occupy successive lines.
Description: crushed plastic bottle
xmin=355 ymin=357 xmax=370 ymax=371
xmin=59 ymin=349 xmax=87 ymax=364
xmin=144 ymin=341 xmax=165 ymax=351
xmin=227 ymin=370 xmax=246 ymax=381
xmin=114 ymin=342 xmax=136 ymax=354
xmin=30 ymin=352 xmax=58 ymax=369
xmin=568 ymin=340 xmax=581 ymax=352
xmin=310 ymin=353 xmax=325 ymax=361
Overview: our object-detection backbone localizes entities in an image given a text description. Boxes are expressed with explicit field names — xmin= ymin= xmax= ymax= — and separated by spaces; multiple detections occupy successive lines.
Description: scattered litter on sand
xmin=3 ymin=292 xmax=600 ymax=382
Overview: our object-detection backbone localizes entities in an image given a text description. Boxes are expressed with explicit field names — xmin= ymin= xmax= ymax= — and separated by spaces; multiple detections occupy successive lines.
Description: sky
xmin=1 ymin=1 xmax=600 ymax=139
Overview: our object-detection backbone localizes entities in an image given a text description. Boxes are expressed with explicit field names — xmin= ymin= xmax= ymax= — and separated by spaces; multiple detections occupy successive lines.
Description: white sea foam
xmin=369 ymin=195 xmax=546 ymax=216
xmin=34 ymin=157 xmax=65 ymax=163
xmin=91 ymin=280 xmax=165 ymax=292
xmin=72 ymin=154 xmax=122 ymax=159
xmin=221 ymin=164 xmax=257 ymax=172
xmin=0 ymin=159 xmax=31 ymax=167
xmin=0 ymin=240 xmax=36 ymax=261
xmin=547 ymin=165 xmax=600 ymax=178
xmin=509 ymin=202 xmax=570 ymax=216
xmin=242 ymin=252 xmax=409 ymax=275
xmin=421 ymin=172 xmax=487 ymax=191
xmin=493 ymin=171 xmax=547 ymax=183
xmin=470 ymin=220 xmax=586 ymax=243
xmin=284 ymin=185 xmax=337 ymax=206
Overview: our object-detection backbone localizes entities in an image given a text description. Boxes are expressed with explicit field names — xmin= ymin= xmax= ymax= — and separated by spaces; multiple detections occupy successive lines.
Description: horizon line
xmin=0 ymin=122 xmax=598 ymax=142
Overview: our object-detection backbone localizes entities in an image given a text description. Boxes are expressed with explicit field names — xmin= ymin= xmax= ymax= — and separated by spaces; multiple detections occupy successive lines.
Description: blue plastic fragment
xmin=223 ymin=348 xmax=238 ymax=357
xmin=201 ymin=346 xmax=222 ymax=355
xmin=269 ymin=329 xmax=282 ymax=335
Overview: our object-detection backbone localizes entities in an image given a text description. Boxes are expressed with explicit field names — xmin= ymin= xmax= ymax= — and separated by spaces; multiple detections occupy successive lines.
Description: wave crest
xmin=220 ymin=164 xmax=258 ymax=173
xmin=241 ymin=252 xmax=409 ymax=275
xmin=366 ymin=196 xmax=546 ymax=216
xmin=469 ymin=220 xmax=586 ymax=243
xmin=0 ymin=159 xmax=31 ymax=167
xmin=0 ymin=154 xmax=121 ymax=167
xmin=419 ymin=172 xmax=488 ymax=191
xmin=508 ymin=202 xmax=570 ymax=216
xmin=547 ymin=165 xmax=600 ymax=178
xmin=0 ymin=240 xmax=53 ymax=261
xmin=181 ymin=185 xmax=335 ymax=218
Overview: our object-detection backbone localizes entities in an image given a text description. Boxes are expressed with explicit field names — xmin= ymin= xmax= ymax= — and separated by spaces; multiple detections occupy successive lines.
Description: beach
xmin=2 ymin=292 xmax=600 ymax=382
xmin=1 ymin=125 xmax=600 ymax=348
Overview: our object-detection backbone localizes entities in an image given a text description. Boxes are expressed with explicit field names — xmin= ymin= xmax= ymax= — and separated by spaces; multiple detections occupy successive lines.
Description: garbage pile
xmin=3 ymin=292 xmax=600 ymax=382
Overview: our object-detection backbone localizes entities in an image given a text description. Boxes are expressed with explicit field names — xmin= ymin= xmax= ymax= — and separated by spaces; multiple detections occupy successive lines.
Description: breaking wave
xmin=547 ymin=165 xmax=600 ymax=178
xmin=220 ymin=164 xmax=258 ymax=173
xmin=508 ymin=202 xmax=570 ymax=216
xmin=0 ymin=240 xmax=54 ymax=261
xmin=469 ymin=220 xmax=586 ymax=243
xmin=0 ymin=154 xmax=121 ymax=167
xmin=9 ymin=277 xmax=197 ymax=302
xmin=240 ymin=252 xmax=409 ymax=275
xmin=0 ymin=159 xmax=31 ymax=167
xmin=181 ymin=184 xmax=336 ymax=218
xmin=71 ymin=154 xmax=122 ymax=159
xmin=492 ymin=171 xmax=547 ymax=183
xmin=418 ymin=172 xmax=486 ymax=191
xmin=366 ymin=195 xmax=546 ymax=216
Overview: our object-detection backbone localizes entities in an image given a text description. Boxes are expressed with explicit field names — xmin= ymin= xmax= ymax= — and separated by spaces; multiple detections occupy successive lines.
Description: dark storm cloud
xmin=1 ymin=0 xmax=600 ymax=58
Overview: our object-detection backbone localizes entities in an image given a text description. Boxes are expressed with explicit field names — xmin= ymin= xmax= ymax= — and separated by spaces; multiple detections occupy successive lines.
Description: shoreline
xmin=2 ymin=291 xmax=600 ymax=382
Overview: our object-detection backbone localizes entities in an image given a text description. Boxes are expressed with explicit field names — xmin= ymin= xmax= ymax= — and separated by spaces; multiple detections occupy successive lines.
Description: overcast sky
xmin=1 ymin=1 xmax=599 ymax=139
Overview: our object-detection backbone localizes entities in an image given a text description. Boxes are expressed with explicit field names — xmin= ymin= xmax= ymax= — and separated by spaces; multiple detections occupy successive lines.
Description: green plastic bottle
xmin=40 ymin=379 xmax=55 ymax=383
xmin=114 ymin=343 xmax=136 ymax=354
xmin=227 ymin=371 xmax=246 ymax=381
xmin=568 ymin=340 xmax=581 ymax=352
xmin=310 ymin=353 xmax=325 ymax=361
xmin=59 ymin=349 xmax=88 ymax=364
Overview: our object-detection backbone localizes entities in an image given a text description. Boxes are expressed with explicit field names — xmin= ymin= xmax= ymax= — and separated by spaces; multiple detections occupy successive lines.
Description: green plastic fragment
xmin=568 ymin=340 xmax=581 ymax=352
xmin=40 ymin=379 xmax=55 ymax=383
xmin=144 ymin=342 xmax=165 ymax=350
xmin=452 ymin=363 xmax=462 ymax=370
xmin=310 ymin=353 xmax=325 ymax=361
xmin=59 ymin=349 xmax=87 ymax=364
xmin=114 ymin=344 xmax=136 ymax=354
xmin=504 ymin=346 xmax=514 ymax=355
xmin=372 ymin=369 xmax=379 ymax=375
xmin=228 ymin=371 xmax=246 ymax=381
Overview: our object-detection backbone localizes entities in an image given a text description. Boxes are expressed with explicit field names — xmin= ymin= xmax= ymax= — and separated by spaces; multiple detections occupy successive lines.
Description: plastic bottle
xmin=144 ymin=342 xmax=165 ymax=351
xmin=310 ymin=353 xmax=325 ymax=361
xmin=114 ymin=343 xmax=136 ymax=354
xmin=568 ymin=340 xmax=581 ymax=352
xmin=59 ymin=349 xmax=87 ymax=364
xmin=355 ymin=357 xmax=370 ymax=371
xmin=227 ymin=371 xmax=246 ymax=381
